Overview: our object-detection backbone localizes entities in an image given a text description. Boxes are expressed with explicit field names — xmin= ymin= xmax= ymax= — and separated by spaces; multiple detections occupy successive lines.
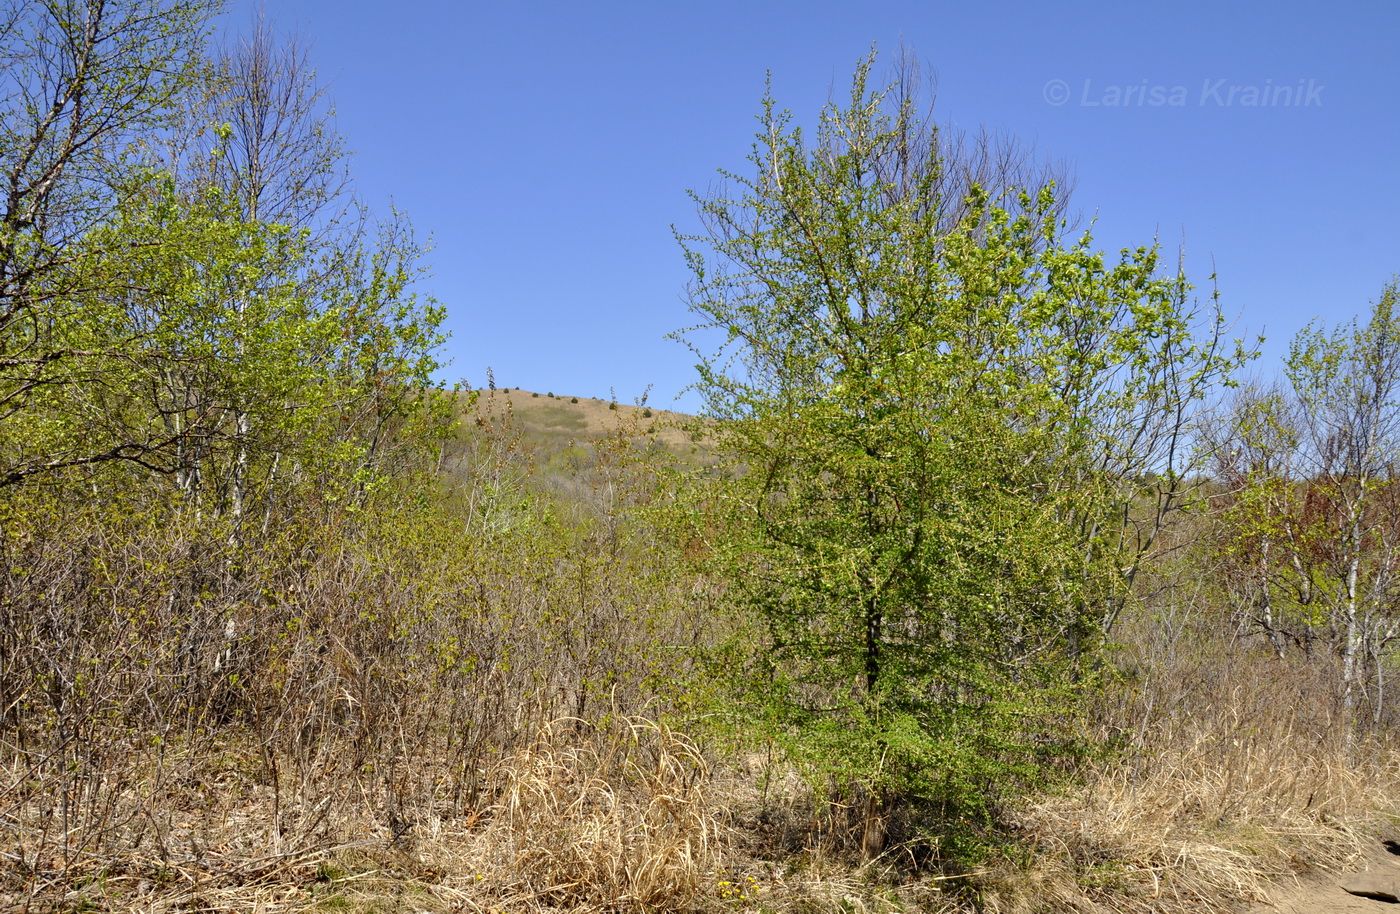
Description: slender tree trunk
xmin=259 ymin=451 xmax=280 ymax=537
xmin=864 ymin=589 xmax=881 ymax=694
xmin=1374 ymin=636 xmax=1385 ymax=726
xmin=230 ymin=406 xmax=249 ymax=544
xmin=1342 ymin=550 xmax=1361 ymax=713
xmin=1260 ymin=538 xmax=1285 ymax=658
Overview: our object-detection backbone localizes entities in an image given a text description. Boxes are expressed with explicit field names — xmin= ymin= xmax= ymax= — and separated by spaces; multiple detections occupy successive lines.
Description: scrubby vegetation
xmin=2 ymin=5 xmax=1399 ymax=913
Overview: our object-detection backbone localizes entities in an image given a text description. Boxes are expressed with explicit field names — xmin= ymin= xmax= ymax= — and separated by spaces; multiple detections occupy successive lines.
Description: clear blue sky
xmin=228 ymin=1 xmax=1400 ymax=409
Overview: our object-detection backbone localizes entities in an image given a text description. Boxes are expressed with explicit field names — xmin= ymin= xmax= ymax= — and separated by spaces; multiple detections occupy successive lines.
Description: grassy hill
xmin=472 ymin=387 xmax=696 ymax=450
xmin=448 ymin=387 xmax=716 ymax=501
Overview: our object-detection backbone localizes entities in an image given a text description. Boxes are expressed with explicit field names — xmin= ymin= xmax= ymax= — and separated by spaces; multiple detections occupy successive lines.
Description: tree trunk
xmin=1342 ymin=551 xmax=1360 ymax=714
xmin=1260 ymin=538 xmax=1286 ymax=658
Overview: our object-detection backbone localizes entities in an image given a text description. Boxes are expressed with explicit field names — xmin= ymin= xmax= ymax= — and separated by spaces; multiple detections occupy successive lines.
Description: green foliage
xmin=0 ymin=0 xmax=223 ymax=488
xmin=676 ymin=53 xmax=1245 ymax=851
xmin=0 ymin=1 xmax=451 ymax=510
xmin=1212 ymin=281 xmax=1400 ymax=705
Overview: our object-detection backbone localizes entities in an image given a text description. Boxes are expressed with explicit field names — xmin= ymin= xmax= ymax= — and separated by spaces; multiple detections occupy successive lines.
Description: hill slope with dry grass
xmin=468 ymin=387 xmax=705 ymax=457
xmin=446 ymin=387 xmax=715 ymax=504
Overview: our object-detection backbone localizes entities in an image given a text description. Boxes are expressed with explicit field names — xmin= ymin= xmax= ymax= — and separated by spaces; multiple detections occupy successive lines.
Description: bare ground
xmin=1253 ymin=840 xmax=1400 ymax=914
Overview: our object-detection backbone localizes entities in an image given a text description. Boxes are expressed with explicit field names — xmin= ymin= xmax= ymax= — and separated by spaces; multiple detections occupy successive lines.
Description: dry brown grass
xmin=977 ymin=632 xmax=1400 ymax=914
xmin=462 ymin=716 xmax=723 ymax=912
xmin=9 ymin=669 xmax=1400 ymax=914
xmin=459 ymin=388 xmax=715 ymax=497
xmin=0 ymin=717 xmax=728 ymax=914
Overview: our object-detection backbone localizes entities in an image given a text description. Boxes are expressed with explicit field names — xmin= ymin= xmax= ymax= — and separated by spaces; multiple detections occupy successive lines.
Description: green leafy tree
xmin=1203 ymin=385 xmax=1306 ymax=658
xmin=1285 ymin=282 xmax=1400 ymax=714
xmin=320 ymin=211 xmax=452 ymax=499
xmin=0 ymin=172 xmax=315 ymax=493
xmin=1210 ymin=284 xmax=1400 ymax=721
xmin=677 ymin=54 xmax=1245 ymax=855
xmin=0 ymin=0 xmax=217 ymax=488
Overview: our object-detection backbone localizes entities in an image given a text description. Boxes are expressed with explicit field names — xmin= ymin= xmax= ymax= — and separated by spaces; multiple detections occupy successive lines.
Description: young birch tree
xmin=0 ymin=0 xmax=216 ymax=488
xmin=1285 ymin=282 xmax=1400 ymax=715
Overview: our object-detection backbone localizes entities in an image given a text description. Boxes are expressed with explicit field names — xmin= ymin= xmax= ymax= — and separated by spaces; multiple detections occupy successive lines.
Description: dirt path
xmin=1253 ymin=841 xmax=1400 ymax=913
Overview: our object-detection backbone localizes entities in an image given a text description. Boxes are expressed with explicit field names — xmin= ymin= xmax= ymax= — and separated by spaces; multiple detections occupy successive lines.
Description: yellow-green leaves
xmin=676 ymin=52 xmax=1243 ymax=856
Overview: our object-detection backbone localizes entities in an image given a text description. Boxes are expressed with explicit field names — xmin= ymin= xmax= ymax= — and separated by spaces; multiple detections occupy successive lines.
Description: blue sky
xmin=228 ymin=1 xmax=1400 ymax=409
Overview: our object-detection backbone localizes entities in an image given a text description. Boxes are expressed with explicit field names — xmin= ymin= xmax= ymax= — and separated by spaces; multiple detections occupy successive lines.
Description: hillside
xmin=453 ymin=388 xmax=716 ymax=493
xmin=474 ymin=386 xmax=694 ymax=445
